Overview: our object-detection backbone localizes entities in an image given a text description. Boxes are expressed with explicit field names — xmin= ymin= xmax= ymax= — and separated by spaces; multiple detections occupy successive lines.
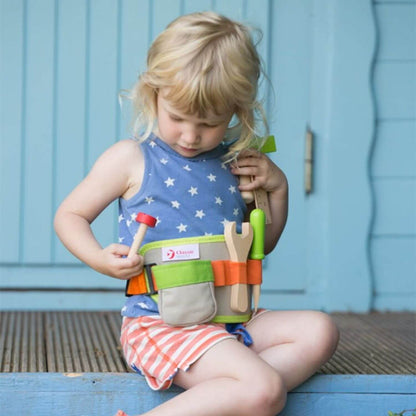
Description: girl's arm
xmin=54 ymin=139 xmax=144 ymax=279
xmin=231 ymin=150 xmax=288 ymax=254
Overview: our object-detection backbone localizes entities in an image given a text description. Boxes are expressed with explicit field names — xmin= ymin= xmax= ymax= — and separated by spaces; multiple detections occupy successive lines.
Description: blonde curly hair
xmin=129 ymin=11 xmax=268 ymax=160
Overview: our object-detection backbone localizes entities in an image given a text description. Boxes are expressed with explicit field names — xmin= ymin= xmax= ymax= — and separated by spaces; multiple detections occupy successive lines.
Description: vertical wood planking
xmin=0 ymin=312 xmax=12 ymax=371
xmin=213 ymin=0 xmax=244 ymax=20
xmin=183 ymin=0 xmax=213 ymax=14
xmin=93 ymin=312 xmax=126 ymax=372
xmin=44 ymin=312 xmax=58 ymax=371
xmin=57 ymin=313 xmax=76 ymax=372
xmin=68 ymin=312 xmax=92 ymax=371
xmin=21 ymin=0 xmax=55 ymax=263
xmin=245 ymin=0 xmax=271 ymax=113
xmin=0 ymin=0 xmax=24 ymax=263
xmin=34 ymin=312 xmax=46 ymax=371
xmin=11 ymin=311 xmax=22 ymax=371
xmin=118 ymin=0 xmax=151 ymax=140
xmin=87 ymin=0 xmax=120 ymax=248
xmin=151 ymin=0 xmax=181 ymax=40
xmin=86 ymin=0 xmax=119 ymax=168
xmin=53 ymin=0 xmax=88 ymax=263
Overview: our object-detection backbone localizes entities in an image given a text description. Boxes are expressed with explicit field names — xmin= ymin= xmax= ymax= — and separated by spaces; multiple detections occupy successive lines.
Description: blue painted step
xmin=0 ymin=373 xmax=414 ymax=415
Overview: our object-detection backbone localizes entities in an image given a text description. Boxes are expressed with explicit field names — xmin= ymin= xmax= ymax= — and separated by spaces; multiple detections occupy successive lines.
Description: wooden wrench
xmin=224 ymin=222 xmax=253 ymax=313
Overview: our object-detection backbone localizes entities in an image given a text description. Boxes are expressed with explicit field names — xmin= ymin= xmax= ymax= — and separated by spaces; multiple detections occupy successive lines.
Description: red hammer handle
xmin=127 ymin=213 xmax=157 ymax=258
xmin=128 ymin=224 xmax=148 ymax=258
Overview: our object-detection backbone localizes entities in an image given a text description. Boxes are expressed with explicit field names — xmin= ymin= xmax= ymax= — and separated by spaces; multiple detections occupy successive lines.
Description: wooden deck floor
xmin=0 ymin=311 xmax=415 ymax=375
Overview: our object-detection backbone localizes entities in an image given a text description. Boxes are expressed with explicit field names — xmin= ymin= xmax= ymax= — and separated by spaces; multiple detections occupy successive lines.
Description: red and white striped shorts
xmin=120 ymin=315 xmax=241 ymax=390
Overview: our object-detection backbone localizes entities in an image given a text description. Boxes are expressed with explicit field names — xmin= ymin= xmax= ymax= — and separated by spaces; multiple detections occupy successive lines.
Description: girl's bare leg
xmin=247 ymin=310 xmax=339 ymax=390
xmin=135 ymin=338 xmax=287 ymax=416
xmin=122 ymin=310 xmax=338 ymax=416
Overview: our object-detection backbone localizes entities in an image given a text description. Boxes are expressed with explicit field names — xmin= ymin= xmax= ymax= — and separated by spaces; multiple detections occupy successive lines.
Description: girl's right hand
xmin=95 ymin=244 xmax=144 ymax=280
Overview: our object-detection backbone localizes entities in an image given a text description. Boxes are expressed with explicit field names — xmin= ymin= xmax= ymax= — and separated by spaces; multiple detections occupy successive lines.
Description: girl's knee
xmin=308 ymin=311 xmax=339 ymax=360
xmin=242 ymin=369 xmax=287 ymax=416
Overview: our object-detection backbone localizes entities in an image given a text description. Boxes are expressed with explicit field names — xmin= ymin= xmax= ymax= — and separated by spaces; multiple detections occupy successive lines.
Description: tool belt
xmin=125 ymin=234 xmax=262 ymax=326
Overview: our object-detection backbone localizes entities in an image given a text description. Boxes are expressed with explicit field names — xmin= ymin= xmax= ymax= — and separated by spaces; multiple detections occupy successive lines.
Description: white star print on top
xmin=118 ymin=135 xmax=246 ymax=248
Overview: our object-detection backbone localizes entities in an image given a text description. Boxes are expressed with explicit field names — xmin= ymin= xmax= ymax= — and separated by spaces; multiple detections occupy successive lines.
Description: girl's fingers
xmin=238 ymin=177 xmax=266 ymax=191
xmin=109 ymin=243 xmax=131 ymax=256
xmin=238 ymin=148 xmax=262 ymax=158
xmin=233 ymin=167 xmax=258 ymax=178
xmin=234 ymin=156 xmax=262 ymax=169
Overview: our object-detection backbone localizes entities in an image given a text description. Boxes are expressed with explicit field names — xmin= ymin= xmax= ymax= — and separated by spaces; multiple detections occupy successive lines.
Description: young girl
xmin=54 ymin=12 xmax=338 ymax=416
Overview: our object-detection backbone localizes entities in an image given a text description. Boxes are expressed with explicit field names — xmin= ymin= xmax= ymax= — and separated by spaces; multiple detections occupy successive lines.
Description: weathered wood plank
xmin=319 ymin=313 xmax=416 ymax=375
xmin=1 ymin=312 xmax=415 ymax=375
xmin=0 ymin=373 xmax=414 ymax=416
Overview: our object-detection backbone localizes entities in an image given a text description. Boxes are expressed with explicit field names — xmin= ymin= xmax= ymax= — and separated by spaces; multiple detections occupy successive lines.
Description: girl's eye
xmin=170 ymin=114 xmax=183 ymax=122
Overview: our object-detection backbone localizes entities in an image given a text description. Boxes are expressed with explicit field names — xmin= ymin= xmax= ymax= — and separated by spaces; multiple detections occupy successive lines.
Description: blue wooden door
xmin=263 ymin=0 xmax=376 ymax=312
xmin=1 ymin=0 xmax=411 ymax=312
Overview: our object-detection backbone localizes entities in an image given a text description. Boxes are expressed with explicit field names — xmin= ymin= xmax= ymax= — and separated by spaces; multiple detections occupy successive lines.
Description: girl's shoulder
xmin=115 ymin=139 xmax=144 ymax=200
xmin=109 ymin=138 xmax=142 ymax=157
xmin=96 ymin=139 xmax=143 ymax=174
xmin=94 ymin=139 xmax=144 ymax=200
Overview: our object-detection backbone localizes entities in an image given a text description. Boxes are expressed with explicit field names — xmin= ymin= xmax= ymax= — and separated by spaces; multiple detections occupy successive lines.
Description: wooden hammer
xmin=128 ymin=212 xmax=157 ymax=258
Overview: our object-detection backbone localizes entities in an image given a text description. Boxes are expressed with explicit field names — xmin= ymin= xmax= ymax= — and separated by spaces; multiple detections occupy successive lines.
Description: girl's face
xmin=156 ymin=94 xmax=233 ymax=158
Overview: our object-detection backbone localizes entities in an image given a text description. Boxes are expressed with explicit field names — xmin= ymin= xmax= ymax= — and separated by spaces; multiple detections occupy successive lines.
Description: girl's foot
xmin=114 ymin=411 xmax=128 ymax=416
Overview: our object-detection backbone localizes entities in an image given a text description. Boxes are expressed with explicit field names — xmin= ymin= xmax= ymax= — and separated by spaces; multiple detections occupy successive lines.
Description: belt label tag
xmin=162 ymin=243 xmax=200 ymax=262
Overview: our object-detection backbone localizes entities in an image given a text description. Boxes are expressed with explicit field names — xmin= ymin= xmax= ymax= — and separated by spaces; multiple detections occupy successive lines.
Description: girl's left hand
xmin=231 ymin=149 xmax=286 ymax=194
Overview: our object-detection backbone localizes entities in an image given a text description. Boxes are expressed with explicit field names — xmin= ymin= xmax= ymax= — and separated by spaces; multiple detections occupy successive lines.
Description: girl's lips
xmin=177 ymin=145 xmax=199 ymax=155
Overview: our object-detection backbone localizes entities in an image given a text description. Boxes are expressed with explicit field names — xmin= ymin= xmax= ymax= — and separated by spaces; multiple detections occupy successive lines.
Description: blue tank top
xmin=119 ymin=134 xmax=247 ymax=317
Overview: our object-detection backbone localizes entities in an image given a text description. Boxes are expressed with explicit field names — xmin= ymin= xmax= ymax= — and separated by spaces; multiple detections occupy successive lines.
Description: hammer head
xmin=135 ymin=212 xmax=157 ymax=228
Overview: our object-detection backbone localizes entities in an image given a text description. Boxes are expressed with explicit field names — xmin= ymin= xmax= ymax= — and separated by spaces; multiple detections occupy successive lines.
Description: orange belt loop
xmin=247 ymin=259 xmax=262 ymax=285
xmin=211 ymin=259 xmax=262 ymax=287
xmin=211 ymin=261 xmax=227 ymax=286
xmin=126 ymin=271 xmax=148 ymax=296
xmin=229 ymin=262 xmax=247 ymax=285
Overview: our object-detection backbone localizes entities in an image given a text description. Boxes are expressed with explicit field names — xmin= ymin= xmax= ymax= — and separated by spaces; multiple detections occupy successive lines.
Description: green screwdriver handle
xmin=249 ymin=209 xmax=266 ymax=260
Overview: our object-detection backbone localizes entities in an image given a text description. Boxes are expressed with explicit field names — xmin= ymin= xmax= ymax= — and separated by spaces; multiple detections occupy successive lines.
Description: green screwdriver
xmin=249 ymin=209 xmax=266 ymax=312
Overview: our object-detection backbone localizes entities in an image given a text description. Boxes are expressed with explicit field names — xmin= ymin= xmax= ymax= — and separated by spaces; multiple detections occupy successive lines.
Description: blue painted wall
xmin=0 ymin=0 xmax=414 ymax=311
xmin=371 ymin=0 xmax=416 ymax=310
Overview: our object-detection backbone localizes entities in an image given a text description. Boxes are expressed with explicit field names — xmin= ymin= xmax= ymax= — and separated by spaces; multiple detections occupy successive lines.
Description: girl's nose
xmin=182 ymin=127 xmax=201 ymax=145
